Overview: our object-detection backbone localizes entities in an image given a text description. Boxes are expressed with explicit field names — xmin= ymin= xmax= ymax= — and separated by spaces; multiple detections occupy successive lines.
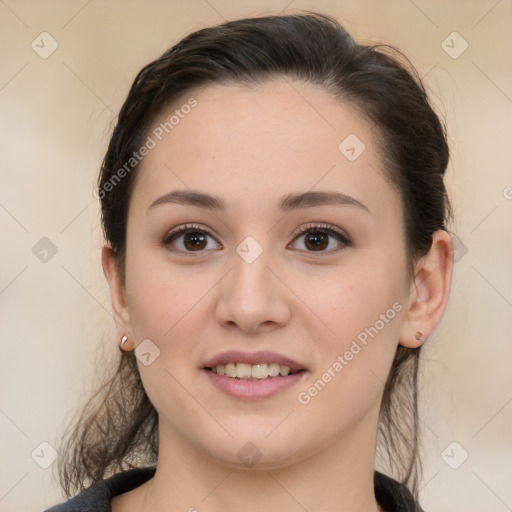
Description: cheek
xmin=125 ymin=256 xmax=213 ymax=415
xmin=318 ymin=263 xmax=403 ymax=335
xmin=311 ymin=259 xmax=406 ymax=384
xmin=125 ymin=250 xmax=210 ymax=341
xmin=293 ymin=279 xmax=404 ymax=439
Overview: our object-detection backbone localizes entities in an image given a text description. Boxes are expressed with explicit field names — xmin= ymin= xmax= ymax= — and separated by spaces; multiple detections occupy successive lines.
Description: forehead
xmin=130 ymin=79 xmax=400 ymax=219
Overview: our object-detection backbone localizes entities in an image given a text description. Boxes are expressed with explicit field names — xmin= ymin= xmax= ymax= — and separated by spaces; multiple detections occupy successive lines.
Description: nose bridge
xmin=216 ymin=237 xmax=290 ymax=330
xmin=234 ymin=241 xmax=270 ymax=291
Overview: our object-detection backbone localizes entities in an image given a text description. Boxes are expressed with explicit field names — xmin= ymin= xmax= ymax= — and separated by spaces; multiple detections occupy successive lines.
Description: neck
xmin=146 ymin=418 xmax=383 ymax=512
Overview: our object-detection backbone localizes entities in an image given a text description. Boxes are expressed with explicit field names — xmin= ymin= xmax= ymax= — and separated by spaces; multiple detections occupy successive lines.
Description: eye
xmin=162 ymin=224 xmax=221 ymax=254
xmin=289 ymin=223 xmax=352 ymax=254
xmin=161 ymin=222 xmax=352 ymax=256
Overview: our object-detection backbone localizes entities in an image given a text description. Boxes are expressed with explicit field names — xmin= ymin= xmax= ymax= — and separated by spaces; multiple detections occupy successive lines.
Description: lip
xmin=201 ymin=350 xmax=308 ymax=400
xmin=202 ymin=350 xmax=307 ymax=373
xmin=203 ymin=369 xmax=307 ymax=400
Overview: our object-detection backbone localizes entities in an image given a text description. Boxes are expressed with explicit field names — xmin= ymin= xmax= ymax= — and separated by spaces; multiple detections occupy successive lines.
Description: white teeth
xmin=211 ymin=362 xmax=297 ymax=379
xmin=235 ymin=363 xmax=252 ymax=379
xmin=225 ymin=363 xmax=236 ymax=378
xmin=251 ymin=363 xmax=269 ymax=379
xmin=268 ymin=363 xmax=280 ymax=377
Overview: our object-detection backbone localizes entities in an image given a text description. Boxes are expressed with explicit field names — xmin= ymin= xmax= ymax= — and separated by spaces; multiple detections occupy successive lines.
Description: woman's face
xmin=120 ymin=80 xmax=413 ymax=467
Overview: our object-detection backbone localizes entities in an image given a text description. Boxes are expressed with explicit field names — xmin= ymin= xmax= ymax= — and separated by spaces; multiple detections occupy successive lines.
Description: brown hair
xmin=57 ymin=11 xmax=452 ymax=502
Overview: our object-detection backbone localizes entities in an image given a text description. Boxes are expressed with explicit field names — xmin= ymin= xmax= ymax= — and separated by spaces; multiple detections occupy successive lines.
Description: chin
xmin=198 ymin=429 xmax=311 ymax=471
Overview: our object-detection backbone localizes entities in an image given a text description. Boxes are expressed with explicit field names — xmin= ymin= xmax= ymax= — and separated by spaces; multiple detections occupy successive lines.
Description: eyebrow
xmin=146 ymin=189 xmax=371 ymax=215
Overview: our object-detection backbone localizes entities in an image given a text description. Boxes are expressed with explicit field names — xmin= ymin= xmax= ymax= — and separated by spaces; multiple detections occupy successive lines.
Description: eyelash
xmin=161 ymin=222 xmax=352 ymax=257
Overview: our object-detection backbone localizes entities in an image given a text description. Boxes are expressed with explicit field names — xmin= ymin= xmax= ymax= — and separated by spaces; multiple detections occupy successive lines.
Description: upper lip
xmin=202 ymin=350 xmax=307 ymax=373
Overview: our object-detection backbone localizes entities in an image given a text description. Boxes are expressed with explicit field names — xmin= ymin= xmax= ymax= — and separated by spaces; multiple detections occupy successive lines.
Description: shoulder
xmin=43 ymin=466 xmax=156 ymax=512
xmin=374 ymin=471 xmax=424 ymax=512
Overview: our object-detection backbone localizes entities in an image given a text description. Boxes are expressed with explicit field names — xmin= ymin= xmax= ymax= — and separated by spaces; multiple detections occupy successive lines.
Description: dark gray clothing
xmin=44 ymin=466 xmax=423 ymax=511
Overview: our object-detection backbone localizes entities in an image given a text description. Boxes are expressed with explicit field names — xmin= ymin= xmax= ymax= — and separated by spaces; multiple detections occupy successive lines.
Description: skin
xmin=103 ymin=79 xmax=453 ymax=512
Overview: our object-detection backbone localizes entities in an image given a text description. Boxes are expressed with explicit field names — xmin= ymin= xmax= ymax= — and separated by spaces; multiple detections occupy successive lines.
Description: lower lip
xmin=203 ymin=369 xmax=307 ymax=399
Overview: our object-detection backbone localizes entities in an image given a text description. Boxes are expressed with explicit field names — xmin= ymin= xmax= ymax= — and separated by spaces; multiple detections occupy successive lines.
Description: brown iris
xmin=304 ymin=232 xmax=329 ymax=251
xmin=183 ymin=232 xmax=207 ymax=251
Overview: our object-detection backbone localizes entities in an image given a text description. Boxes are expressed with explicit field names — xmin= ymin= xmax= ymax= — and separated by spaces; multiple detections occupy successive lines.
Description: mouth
xmin=201 ymin=350 xmax=308 ymax=399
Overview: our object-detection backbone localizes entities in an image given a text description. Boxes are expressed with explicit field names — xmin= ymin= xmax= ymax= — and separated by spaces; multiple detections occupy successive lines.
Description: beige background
xmin=1 ymin=1 xmax=511 ymax=511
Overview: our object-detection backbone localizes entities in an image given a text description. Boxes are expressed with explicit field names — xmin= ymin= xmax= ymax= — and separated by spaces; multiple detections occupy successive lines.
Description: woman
xmin=46 ymin=12 xmax=453 ymax=512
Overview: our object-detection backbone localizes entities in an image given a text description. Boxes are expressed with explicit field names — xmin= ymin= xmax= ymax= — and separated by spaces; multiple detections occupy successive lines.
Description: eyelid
xmin=163 ymin=223 xmax=213 ymax=240
xmin=289 ymin=222 xmax=350 ymax=242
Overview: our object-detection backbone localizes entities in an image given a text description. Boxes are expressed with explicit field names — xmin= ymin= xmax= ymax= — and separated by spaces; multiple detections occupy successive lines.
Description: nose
xmin=215 ymin=246 xmax=291 ymax=334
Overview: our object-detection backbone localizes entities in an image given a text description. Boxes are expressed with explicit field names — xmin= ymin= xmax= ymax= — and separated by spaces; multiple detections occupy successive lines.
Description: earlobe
xmin=101 ymin=245 xmax=133 ymax=347
xmin=398 ymin=230 xmax=454 ymax=348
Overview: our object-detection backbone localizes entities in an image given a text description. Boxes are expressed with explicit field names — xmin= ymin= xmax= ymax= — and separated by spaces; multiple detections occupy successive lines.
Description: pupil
xmin=184 ymin=232 xmax=206 ymax=250
xmin=305 ymin=232 xmax=328 ymax=251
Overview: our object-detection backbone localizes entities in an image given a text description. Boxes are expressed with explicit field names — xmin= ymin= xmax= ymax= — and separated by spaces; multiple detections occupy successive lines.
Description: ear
xmin=101 ymin=244 xmax=134 ymax=350
xmin=398 ymin=229 xmax=454 ymax=348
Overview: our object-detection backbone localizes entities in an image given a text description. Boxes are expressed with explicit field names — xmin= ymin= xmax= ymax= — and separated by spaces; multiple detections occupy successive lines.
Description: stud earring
xmin=414 ymin=331 xmax=424 ymax=342
xmin=119 ymin=335 xmax=129 ymax=352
